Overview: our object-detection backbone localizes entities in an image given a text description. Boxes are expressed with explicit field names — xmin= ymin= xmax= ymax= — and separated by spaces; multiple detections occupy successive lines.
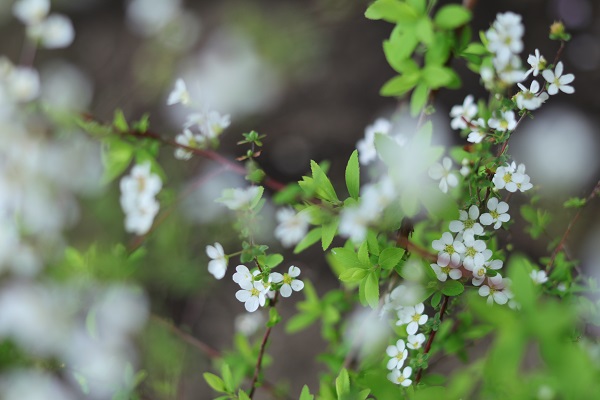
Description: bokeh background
xmin=1 ymin=0 xmax=599 ymax=398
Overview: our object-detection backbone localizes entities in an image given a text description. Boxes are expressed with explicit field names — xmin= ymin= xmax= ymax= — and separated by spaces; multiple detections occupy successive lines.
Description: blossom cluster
xmin=166 ymin=78 xmax=231 ymax=160
xmin=119 ymin=162 xmax=162 ymax=235
xmin=13 ymin=0 xmax=75 ymax=49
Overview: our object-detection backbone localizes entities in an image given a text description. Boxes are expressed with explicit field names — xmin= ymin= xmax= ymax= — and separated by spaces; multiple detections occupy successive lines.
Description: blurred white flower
xmin=357 ymin=118 xmax=391 ymax=165
xmin=217 ymin=186 xmax=262 ymax=211
xmin=28 ymin=14 xmax=75 ymax=49
xmin=206 ymin=242 xmax=228 ymax=280
xmin=0 ymin=370 xmax=76 ymax=400
xmin=274 ymin=208 xmax=310 ymax=248
xmin=167 ymin=78 xmax=190 ymax=106
xmin=120 ymin=163 xmax=162 ymax=235
xmin=450 ymin=95 xmax=477 ymax=130
xmin=234 ymin=312 xmax=264 ymax=336
xmin=12 ymin=0 xmax=49 ymax=25
xmin=5 ymin=66 xmax=40 ymax=102
xmin=126 ymin=0 xmax=182 ymax=36
xmin=428 ymin=157 xmax=458 ymax=194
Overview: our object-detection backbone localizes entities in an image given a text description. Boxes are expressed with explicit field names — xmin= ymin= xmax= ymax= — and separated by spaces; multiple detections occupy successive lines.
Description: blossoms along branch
xmin=1 ymin=0 xmax=599 ymax=399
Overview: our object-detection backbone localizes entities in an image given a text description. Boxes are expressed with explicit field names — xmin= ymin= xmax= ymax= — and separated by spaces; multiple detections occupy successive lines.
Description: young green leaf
xmin=294 ymin=227 xmax=322 ymax=254
xmin=365 ymin=0 xmax=419 ymax=23
xmin=441 ymin=280 xmax=464 ymax=296
xmin=311 ymin=160 xmax=339 ymax=203
xmin=380 ymin=73 xmax=421 ymax=97
xmin=300 ymin=385 xmax=315 ymax=400
xmin=410 ymin=82 xmax=429 ymax=116
xmin=221 ymin=364 xmax=234 ymax=393
xmin=203 ymin=373 xmax=226 ymax=393
xmin=322 ymin=220 xmax=339 ymax=251
xmin=378 ymin=247 xmax=405 ymax=270
xmin=364 ymin=272 xmax=380 ymax=308
xmin=383 ymin=29 xmax=419 ymax=71
xmin=336 ymin=368 xmax=350 ymax=397
xmin=345 ymin=150 xmax=360 ymax=200
xmin=113 ymin=109 xmax=129 ymax=132
xmin=101 ymin=138 xmax=134 ymax=184
xmin=416 ymin=16 xmax=434 ymax=45
xmin=434 ymin=4 xmax=472 ymax=30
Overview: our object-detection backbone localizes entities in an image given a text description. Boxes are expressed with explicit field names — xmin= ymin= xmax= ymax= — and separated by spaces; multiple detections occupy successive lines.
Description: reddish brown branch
xmin=415 ymin=295 xmax=450 ymax=384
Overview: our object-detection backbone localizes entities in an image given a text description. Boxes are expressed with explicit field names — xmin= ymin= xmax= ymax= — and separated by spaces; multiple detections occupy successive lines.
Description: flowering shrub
xmin=1 ymin=0 xmax=599 ymax=399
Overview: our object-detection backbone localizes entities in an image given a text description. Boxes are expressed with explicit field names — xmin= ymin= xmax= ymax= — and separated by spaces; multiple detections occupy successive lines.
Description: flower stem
xmin=415 ymin=294 xmax=450 ymax=384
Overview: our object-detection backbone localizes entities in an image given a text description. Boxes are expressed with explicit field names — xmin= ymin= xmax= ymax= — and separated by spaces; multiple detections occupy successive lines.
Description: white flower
xmin=515 ymin=80 xmax=549 ymax=111
xmin=486 ymin=12 xmax=524 ymax=68
xmin=122 ymin=197 xmax=159 ymax=235
xmin=488 ymin=110 xmax=517 ymax=132
xmin=407 ymin=333 xmax=426 ymax=350
xmin=269 ymin=266 xmax=304 ymax=298
xmin=492 ymin=162 xmax=524 ymax=192
xmin=530 ymin=269 xmax=548 ymax=285
xmin=357 ymin=118 xmax=392 ymax=165
xmin=167 ymin=78 xmax=190 ymax=106
xmin=120 ymin=162 xmax=162 ymax=200
xmin=431 ymin=261 xmax=462 ymax=282
xmin=185 ymin=110 xmax=231 ymax=139
xmin=338 ymin=205 xmax=372 ymax=243
xmin=542 ymin=61 xmax=574 ymax=95
xmin=480 ymin=197 xmax=510 ymax=229
xmin=467 ymin=118 xmax=487 ymax=144
xmin=386 ymin=339 xmax=408 ymax=370
xmin=388 ymin=366 xmax=413 ymax=387
xmin=432 ymin=232 xmax=465 ymax=267
xmin=450 ymin=95 xmax=477 ymax=130
xmin=449 ymin=205 xmax=484 ymax=236
xmin=496 ymin=54 xmax=527 ymax=84
xmin=217 ymin=186 xmax=262 ymax=211
xmin=397 ymin=302 xmax=428 ymax=335
xmin=428 ymin=157 xmax=458 ymax=194
xmin=274 ymin=208 xmax=310 ymax=248
xmin=526 ymin=49 xmax=546 ymax=77
xmin=460 ymin=158 xmax=470 ymax=177
xmin=120 ymin=162 xmax=162 ymax=235
xmin=206 ymin=242 xmax=227 ymax=280
xmin=6 ymin=67 xmax=40 ymax=102
xmin=12 ymin=0 xmax=49 ymax=25
xmin=29 ymin=14 xmax=75 ymax=49
xmin=235 ymin=280 xmax=267 ymax=312
xmin=232 ymin=265 xmax=253 ymax=286
xmin=479 ymin=275 xmax=511 ymax=305
xmin=174 ymin=128 xmax=205 ymax=160
xmin=234 ymin=312 xmax=264 ymax=336
xmin=472 ymin=258 xmax=503 ymax=286
xmin=462 ymin=232 xmax=487 ymax=271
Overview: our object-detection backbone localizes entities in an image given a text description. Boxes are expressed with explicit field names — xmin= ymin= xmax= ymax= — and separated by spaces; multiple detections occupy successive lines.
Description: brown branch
xmin=547 ymin=179 xmax=600 ymax=272
xmin=150 ymin=315 xmax=221 ymax=359
xmin=249 ymin=293 xmax=279 ymax=399
xmin=415 ymin=294 xmax=450 ymax=384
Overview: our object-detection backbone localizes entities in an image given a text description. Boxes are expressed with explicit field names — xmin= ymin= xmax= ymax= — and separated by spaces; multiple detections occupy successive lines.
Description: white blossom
xmin=492 ymin=162 xmax=524 ymax=192
xmin=5 ymin=67 xmax=40 ymax=103
xmin=217 ymin=186 xmax=262 ymax=211
xmin=486 ymin=12 xmax=524 ymax=68
xmin=167 ymin=78 xmax=190 ymax=106
xmin=480 ymin=197 xmax=510 ymax=229
xmin=479 ymin=275 xmax=511 ymax=305
xmin=388 ymin=366 xmax=413 ymax=387
xmin=232 ymin=265 xmax=254 ymax=287
xmin=526 ymin=49 xmax=546 ymax=77
xmin=431 ymin=261 xmax=462 ymax=282
xmin=12 ymin=0 xmax=50 ymax=25
xmin=385 ymin=339 xmax=408 ymax=370
xmin=515 ymin=80 xmax=549 ymax=111
xmin=432 ymin=232 xmax=465 ymax=267
xmin=174 ymin=128 xmax=206 ymax=160
xmin=472 ymin=258 xmax=503 ymax=286
xmin=449 ymin=205 xmax=484 ymax=236
xmin=467 ymin=118 xmax=487 ymax=144
xmin=397 ymin=302 xmax=428 ymax=335
xmin=269 ymin=266 xmax=304 ymax=298
xmin=357 ymin=118 xmax=391 ymax=165
xmin=234 ymin=312 xmax=264 ymax=336
xmin=428 ymin=157 xmax=458 ymax=193
xmin=462 ymin=232 xmax=487 ymax=271
xmin=206 ymin=242 xmax=227 ymax=280
xmin=29 ymin=14 xmax=75 ymax=49
xmin=460 ymin=158 xmax=470 ymax=177
xmin=542 ymin=61 xmax=575 ymax=95
xmin=530 ymin=269 xmax=548 ymax=285
xmin=450 ymin=95 xmax=477 ymax=130
xmin=407 ymin=333 xmax=426 ymax=350
xmin=185 ymin=110 xmax=231 ymax=139
xmin=120 ymin=162 xmax=162 ymax=235
xmin=488 ymin=110 xmax=517 ymax=132
xmin=274 ymin=208 xmax=310 ymax=248
xmin=235 ymin=280 xmax=267 ymax=312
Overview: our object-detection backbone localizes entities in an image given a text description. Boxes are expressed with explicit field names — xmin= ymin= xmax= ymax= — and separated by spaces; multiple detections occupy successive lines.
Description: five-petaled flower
xmin=432 ymin=232 xmax=465 ymax=267
xmin=206 ymin=243 xmax=227 ymax=280
xmin=542 ymin=61 xmax=575 ymax=95
xmin=480 ymin=197 xmax=510 ymax=229
xmin=397 ymin=303 xmax=428 ymax=335
xmin=386 ymin=339 xmax=408 ymax=370
xmin=428 ymin=157 xmax=458 ymax=194
xmin=269 ymin=266 xmax=304 ymax=298
xmin=388 ymin=366 xmax=413 ymax=387
xmin=450 ymin=95 xmax=478 ymax=130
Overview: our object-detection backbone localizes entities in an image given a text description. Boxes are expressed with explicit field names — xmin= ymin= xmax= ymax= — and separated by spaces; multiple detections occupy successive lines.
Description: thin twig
xmin=249 ymin=293 xmax=279 ymax=399
xmin=547 ymin=180 xmax=600 ymax=272
xmin=150 ymin=315 xmax=221 ymax=359
xmin=415 ymin=295 xmax=450 ymax=384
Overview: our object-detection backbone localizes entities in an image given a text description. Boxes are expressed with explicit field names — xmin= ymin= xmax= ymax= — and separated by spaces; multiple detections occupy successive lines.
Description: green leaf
xmin=563 ymin=197 xmax=586 ymax=209
xmin=378 ymin=247 xmax=405 ymax=270
xmin=357 ymin=241 xmax=370 ymax=265
xmin=331 ymin=247 xmax=365 ymax=270
xmin=383 ymin=31 xmax=419 ymax=72
xmin=416 ymin=17 xmax=434 ymax=45
xmin=345 ymin=150 xmax=360 ymax=200
xmin=300 ymin=385 xmax=315 ymax=400
xmin=336 ymin=368 xmax=350 ymax=397
xmin=430 ymin=291 xmax=442 ymax=308
xmin=249 ymin=186 xmax=265 ymax=210
xmin=286 ymin=311 xmax=320 ymax=333
xmin=410 ymin=82 xmax=429 ymax=117
xmin=441 ymin=280 xmax=464 ymax=296
xmin=221 ymin=364 xmax=234 ymax=393
xmin=322 ymin=220 xmax=339 ymax=251
xmin=380 ymin=73 xmax=421 ymax=97
xmin=113 ymin=109 xmax=129 ymax=132
xmin=364 ymin=272 xmax=380 ymax=308
xmin=339 ymin=268 xmax=369 ymax=283
xmin=294 ymin=227 xmax=322 ymax=254
xmin=425 ymin=32 xmax=452 ymax=65
xmin=310 ymin=160 xmax=339 ymax=203
xmin=422 ymin=65 xmax=455 ymax=89
xmin=263 ymin=253 xmax=284 ymax=268
xmin=406 ymin=0 xmax=426 ymax=14
xmin=365 ymin=0 xmax=419 ymax=23
xmin=238 ymin=390 xmax=251 ymax=400
xmin=203 ymin=373 xmax=226 ymax=393
xmin=434 ymin=4 xmax=472 ymax=29
xmin=101 ymin=138 xmax=134 ymax=184
xmin=268 ymin=307 xmax=282 ymax=327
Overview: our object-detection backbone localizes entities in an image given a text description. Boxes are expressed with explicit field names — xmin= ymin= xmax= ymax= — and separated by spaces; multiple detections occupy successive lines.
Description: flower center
xmin=283 ymin=274 xmax=293 ymax=285
xmin=441 ymin=266 xmax=451 ymax=274
xmin=464 ymin=219 xmax=475 ymax=229
xmin=444 ymin=244 xmax=455 ymax=255
xmin=466 ymin=247 xmax=477 ymax=258
xmin=412 ymin=314 xmax=421 ymax=323
xmin=503 ymin=173 xmax=512 ymax=183
xmin=251 ymin=288 xmax=260 ymax=297
xmin=490 ymin=210 xmax=499 ymax=219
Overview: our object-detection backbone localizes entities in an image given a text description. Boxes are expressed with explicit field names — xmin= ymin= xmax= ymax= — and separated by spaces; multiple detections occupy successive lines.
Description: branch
xmin=415 ymin=294 xmax=450 ymax=384
xmin=249 ymin=293 xmax=279 ymax=399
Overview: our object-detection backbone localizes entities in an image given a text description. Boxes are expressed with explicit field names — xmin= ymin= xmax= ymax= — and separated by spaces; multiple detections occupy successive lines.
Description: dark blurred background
xmin=1 ymin=0 xmax=599 ymax=398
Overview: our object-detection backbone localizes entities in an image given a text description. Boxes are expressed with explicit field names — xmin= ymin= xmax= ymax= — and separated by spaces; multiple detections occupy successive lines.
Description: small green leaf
xmin=416 ymin=16 xmax=434 ymax=45
xmin=294 ymin=227 xmax=322 ymax=254
xmin=406 ymin=0 xmax=426 ymax=14
xmin=339 ymin=268 xmax=369 ymax=283
xmin=365 ymin=0 xmax=419 ymax=23
xmin=263 ymin=253 xmax=284 ymax=268
xmin=286 ymin=311 xmax=320 ymax=333
xmin=410 ymin=82 xmax=429 ymax=117
xmin=331 ymin=247 xmax=365 ymax=270
xmin=378 ymin=247 xmax=405 ymax=270
xmin=300 ymin=385 xmax=315 ymax=400
xmin=441 ymin=281 xmax=464 ymax=296
xmin=345 ymin=150 xmax=360 ymax=200
xmin=431 ymin=291 xmax=442 ymax=308
xmin=336 ymin=368 xmax=350 ymax=396
xmin=238 ymin=390 xmax=251 ymax=400
xmin=310 ymin=160 xmax=339 ymax=203
xmin=268 ymin=307 xmax=282 ymax=327
xmin=221 ymin=364 xmax=234 ymax=393
xmin=113 ymin=109 xmax=129 ymax=132
xmin=383 ymin=30 xmax=419 ymax=72
xmin=422 ymin=65 xmax=455 ymax=89
xmin=364 ymin=272 xmax=380 ymax=308
xmin=563 ymin=197 xmax=586 ymax=209
xmin=380 ymin=73 xmax=421 ymax=97
xmin=203 ymin=373 xmax=226 ymax=393
xmin=101 ymin=138 xmax=134 ymax=184
xmin=434 ymin=4 xmax=472 ymax=30
xmin=322 ymin=220 xmax=339 ymax=250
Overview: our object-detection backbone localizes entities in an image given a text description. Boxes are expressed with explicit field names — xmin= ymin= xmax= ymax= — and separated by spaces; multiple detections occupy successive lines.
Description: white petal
xmin=270 ymin=272 xmax=283 ymax=283
xmin=291 ymin=280 xmax=304 ymax=292
xmin=560 ymin=85 xmax=575 ymax=94
xmin=555 ymin=61 xmax=564 ymax=77
xmin=279 ymin=284 xmax=292 ymax=298
xmin=236 ymin=290 xmax=251 ymax=302
xmin=542 ymin=70 xmax=554 ymax=83
xmin=245 ymin=297 xmax=259 ymax=312
xmin=288 ymin=266 xmax=301 ymax=277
